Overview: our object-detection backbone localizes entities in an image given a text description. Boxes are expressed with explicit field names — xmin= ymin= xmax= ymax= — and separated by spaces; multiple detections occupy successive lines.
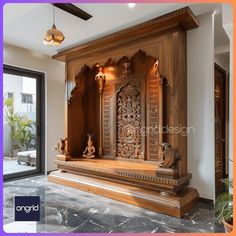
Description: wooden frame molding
xmin=53 ymin=7 xmax=199 ymax=62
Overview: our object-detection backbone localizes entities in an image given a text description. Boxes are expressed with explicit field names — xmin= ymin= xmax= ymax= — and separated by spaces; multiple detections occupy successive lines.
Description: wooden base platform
xmin=54 ymin=159 xmax=192 ymax=193
xmin=48 ymin=170 xmax=199 ymax=218
xmin=49 ymin=158 xmax=199 ymax=217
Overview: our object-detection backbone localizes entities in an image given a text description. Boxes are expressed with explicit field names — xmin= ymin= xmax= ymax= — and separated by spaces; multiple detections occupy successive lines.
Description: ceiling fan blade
xmin=52 ymin=3 xmax=92 ymax=21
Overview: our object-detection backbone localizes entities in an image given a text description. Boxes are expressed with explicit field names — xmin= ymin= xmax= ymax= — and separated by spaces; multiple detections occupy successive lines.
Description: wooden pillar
xmin=95 ymin=66 xmax=106 ymax=157
xmin=170 ymin=28 xmax=187 ymax=177
xmin=98 ymin=91 xmax=103 ymax=156
xmin=157 ymin=61 xmax=164 ymax=162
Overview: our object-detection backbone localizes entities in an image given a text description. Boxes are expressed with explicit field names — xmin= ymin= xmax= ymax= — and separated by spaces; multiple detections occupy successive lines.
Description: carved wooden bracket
xmin=156 ymin=143 xmax=181 ymax=179
xmin=159 ymin=143 xmax=181 ymax=169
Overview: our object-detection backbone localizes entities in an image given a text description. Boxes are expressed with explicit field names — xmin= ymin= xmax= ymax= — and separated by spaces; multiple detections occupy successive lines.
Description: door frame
xmin=3 ymin=64 xmax=45 ymax=181
xmin=214 ymin=63 xmax=228 ymax=194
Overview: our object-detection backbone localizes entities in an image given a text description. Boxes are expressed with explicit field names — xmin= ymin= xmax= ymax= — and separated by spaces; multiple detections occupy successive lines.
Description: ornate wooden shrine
xmin=49 ymin=7 xmax=200 ymax=218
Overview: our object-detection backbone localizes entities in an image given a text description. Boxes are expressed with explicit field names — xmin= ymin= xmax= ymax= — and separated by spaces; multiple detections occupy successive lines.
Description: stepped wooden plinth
xmin=49 ymin=159 xmax=199 ymax=217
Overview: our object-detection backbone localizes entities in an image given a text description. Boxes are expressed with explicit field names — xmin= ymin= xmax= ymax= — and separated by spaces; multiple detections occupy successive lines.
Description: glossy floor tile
xmin=3 ymin=175 xmax=224 ymax=233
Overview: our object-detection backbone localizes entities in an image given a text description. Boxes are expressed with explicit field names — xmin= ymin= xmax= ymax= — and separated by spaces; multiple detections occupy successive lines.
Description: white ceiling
xmin=214 ymin=12 xmax=230 ymax=67
xmin=4 ymin=3 xmax=222 ymax=56
xmin=214 ymin=13 xmax=229 ymax=49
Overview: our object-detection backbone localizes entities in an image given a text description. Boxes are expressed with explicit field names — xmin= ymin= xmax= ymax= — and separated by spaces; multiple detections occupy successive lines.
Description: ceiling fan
xmin=52 ymin=3 xmax=92 ymax=21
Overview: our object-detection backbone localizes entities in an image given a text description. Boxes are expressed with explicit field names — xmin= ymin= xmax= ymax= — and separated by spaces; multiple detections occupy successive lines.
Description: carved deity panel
xmin=99 ymin=51 xmax=160 ymax=161
xmin=116 ymin=83 xmax=142 ymax=159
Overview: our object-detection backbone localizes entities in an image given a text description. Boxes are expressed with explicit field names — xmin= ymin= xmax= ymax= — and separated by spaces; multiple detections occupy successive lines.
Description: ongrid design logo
xmin=15 ymin=196 xmax=40 ymax=221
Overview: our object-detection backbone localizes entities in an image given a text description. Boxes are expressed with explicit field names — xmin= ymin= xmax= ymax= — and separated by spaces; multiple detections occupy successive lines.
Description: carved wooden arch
xmin=67 ymin=50 xmax=165 ymax=161
xmin=68 ymin=50 xmax=160 ymax=102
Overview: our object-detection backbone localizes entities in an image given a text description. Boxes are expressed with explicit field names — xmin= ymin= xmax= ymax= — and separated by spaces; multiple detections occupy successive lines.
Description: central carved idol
xmin=116 ymin=83 xmax=142 ymax=159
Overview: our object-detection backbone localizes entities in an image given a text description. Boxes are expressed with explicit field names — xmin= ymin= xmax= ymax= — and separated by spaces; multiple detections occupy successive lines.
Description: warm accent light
xmin=44 ymin=24 xmax=65 ymax=46
xmin=128 ymin=3 xmax=136 ymax=8
xmin=154 ymin=59 xmax=159 ymax=69
xmin=95 ymin=66 xmax=106 ymax=93
xmin=44 ymin=6 xmax=65 ymax=46
xmin=154 ymin=59 xmax=159 ymax=78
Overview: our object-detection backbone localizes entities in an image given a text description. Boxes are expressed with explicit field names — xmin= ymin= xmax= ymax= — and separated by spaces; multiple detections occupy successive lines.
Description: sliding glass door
xmin=3 ymin=65 xmax=45 ymax=180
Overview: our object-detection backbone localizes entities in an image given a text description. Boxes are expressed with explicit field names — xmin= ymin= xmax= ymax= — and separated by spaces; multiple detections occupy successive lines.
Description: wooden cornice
xmin=53 ymin=7 xmax=199 ymax=62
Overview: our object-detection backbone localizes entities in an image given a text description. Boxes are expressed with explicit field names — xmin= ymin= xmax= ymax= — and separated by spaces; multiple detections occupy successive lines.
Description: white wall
xmin=4 ymin=43 xmax=65 ymax=172
xmin=222 ymin=4 xmax=233 ymax=180
xmin=214 ymin=54 xmax=229 ymax=72
xmin=187 ymin=12 xmax=215 ymax=200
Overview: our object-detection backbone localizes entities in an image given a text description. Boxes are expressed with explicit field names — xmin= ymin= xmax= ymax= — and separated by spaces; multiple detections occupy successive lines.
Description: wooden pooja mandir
xmin=49 ymin=7 xmax=200 ymax=218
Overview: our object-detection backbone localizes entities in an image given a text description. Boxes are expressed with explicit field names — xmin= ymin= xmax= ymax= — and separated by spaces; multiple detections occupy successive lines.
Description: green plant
xmin=215 ymin=179 xmax=233 ymax=225
xmin=4 ymin=98 xmax=20 ymax=157
xmin=17 ymin=116 xmax=35 ymax=151
xmin=4 ymin=98 xmax=36 ymax=156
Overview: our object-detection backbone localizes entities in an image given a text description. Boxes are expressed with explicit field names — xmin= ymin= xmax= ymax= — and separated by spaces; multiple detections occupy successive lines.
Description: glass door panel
xmin=3 ymin=65 xmax=44 ymax=179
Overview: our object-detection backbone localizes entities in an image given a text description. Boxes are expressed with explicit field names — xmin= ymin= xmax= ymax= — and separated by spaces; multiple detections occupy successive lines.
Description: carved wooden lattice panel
xmin=116 ymin=83 xmax=142 ymax=159
xmin=103 ymin=82 xmax=112 ymax=156
xmin=148 ymin=77 xmax=159 ymax=160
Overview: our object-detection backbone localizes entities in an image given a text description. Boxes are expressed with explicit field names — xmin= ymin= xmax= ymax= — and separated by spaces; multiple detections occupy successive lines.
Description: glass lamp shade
xmin=43 ymin=24 xmax=65 ymax=46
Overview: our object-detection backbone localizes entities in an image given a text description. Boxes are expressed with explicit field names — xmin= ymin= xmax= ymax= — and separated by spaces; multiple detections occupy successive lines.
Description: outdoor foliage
xmin=4 ymin=98 xmax=36 ymax=157
xmin=17 ymin=116 xmax=36 ymax=151
xmin=4 ymin=98 xmax=20 ymax=157
xmin=215 ymin=179 xmax=233 ymax=224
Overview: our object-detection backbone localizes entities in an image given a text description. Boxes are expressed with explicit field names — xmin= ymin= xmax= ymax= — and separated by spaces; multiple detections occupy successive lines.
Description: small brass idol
xmin=83 ymin=134 xmax=95 ymax=159
xmin=55 ymin=138 xmax=71 ymax=161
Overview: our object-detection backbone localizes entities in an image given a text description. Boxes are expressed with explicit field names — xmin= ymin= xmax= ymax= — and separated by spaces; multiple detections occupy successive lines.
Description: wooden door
xmin=214 ymin=64 xmax=226 ymax=195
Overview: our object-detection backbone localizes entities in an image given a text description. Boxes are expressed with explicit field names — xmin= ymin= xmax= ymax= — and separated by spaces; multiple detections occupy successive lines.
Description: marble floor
xmin=3 ymin=175 xmax=224 ymax=233
xmin=3 ymin=159 xmax=35 ymax=175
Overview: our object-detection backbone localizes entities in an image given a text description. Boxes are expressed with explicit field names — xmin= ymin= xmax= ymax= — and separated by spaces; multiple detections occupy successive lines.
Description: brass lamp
xmin=44 ymin=6 xmax=65 ymax=46
xmin=95 ymin=66 xmax=106 ymax=93
xmin=95 ymin=65 xmax=106 ymax=157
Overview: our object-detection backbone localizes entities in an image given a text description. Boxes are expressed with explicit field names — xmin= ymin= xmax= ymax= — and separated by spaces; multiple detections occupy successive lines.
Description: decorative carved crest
xmin=122 ymin=61 xmax=131 ymax=78
xmin=68 ymin=50 xmax=164 ymax=162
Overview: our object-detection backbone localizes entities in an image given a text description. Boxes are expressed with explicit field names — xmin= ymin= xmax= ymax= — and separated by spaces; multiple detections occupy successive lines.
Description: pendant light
xmin=43 ymin=6 xmax=65 ymax=46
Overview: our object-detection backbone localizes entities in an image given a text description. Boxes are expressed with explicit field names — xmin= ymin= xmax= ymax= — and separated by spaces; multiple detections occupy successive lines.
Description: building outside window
xmin=21 ymin=93 xmax=33 ymax=104
xmin=7 ymin=92 xmax=13 ymax=98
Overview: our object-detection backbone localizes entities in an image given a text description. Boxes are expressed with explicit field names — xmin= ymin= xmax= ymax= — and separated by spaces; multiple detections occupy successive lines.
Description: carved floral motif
xmin=117 ymin=83 xmax=142 ymax=159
